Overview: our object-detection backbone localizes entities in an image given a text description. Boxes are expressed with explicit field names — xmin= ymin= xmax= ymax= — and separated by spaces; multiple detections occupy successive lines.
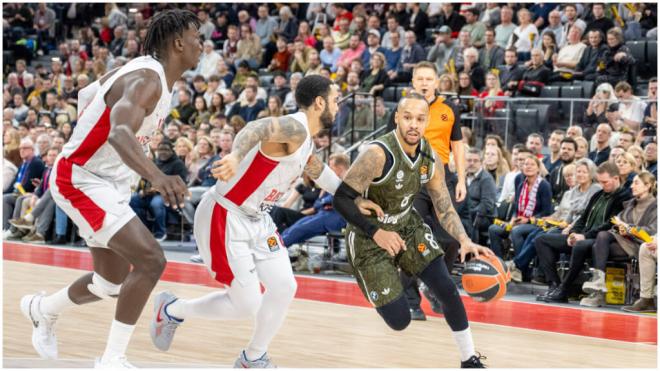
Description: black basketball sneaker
xmin=461 ymin=353 xmax=487 ymax=368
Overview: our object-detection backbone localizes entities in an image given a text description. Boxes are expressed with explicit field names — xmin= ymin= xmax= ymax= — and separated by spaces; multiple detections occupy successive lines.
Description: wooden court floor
xmin=4 ymin=260 xmax=657 ymax=368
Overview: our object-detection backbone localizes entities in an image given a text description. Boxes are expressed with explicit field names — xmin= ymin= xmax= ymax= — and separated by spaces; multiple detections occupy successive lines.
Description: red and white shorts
xmin=193 ymin=192 xmax=287 ymax=287
xmin=50 ymin=158 xmax=135 ymax=248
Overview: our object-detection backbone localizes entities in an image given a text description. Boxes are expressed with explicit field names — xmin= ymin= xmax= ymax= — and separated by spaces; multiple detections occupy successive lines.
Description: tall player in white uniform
xmin=149 ymin=75 xmax=379 ymax=367
xmin=19 ymin=9 xmax=201 ymax=368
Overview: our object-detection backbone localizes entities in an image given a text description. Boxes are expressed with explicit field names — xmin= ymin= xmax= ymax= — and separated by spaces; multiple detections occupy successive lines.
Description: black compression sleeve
xmin=333 ymin=182 xmax=379 ymax=238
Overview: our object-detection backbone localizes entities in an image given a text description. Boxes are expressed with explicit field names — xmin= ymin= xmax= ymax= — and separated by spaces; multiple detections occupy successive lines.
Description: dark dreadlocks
xmin=142 ymin=8 xmax=201 ymax=61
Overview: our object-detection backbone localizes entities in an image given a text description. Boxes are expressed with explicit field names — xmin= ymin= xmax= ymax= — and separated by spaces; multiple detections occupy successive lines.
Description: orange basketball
xmin=461 ymin=255 xmax=511 ymax=302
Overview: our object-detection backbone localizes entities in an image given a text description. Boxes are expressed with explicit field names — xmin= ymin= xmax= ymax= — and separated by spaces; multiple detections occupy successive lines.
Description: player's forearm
xmin=108 ymin=126 xmax=162 ymax=183
xmin=435 ymin=209 xmax=469 ymax=244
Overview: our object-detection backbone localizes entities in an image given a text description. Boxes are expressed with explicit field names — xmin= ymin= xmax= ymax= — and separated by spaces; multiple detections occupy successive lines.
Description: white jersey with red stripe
xmin=212 ymin=112 xmax=314 ymax=218
xmin=58 ymin=56 xmax=171 ymax=184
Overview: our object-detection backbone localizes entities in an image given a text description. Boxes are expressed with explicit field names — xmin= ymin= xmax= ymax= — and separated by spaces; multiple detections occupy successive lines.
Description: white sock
xmin=24 ymin=213 xmax=34 ymax=223
xmin=40 ymin=286 xmax=76 ymax=316
xmin=102 ymin=320 xmax=135 ymax=361
xmin=245 ymin=256 xmax=296 ymax=361
xmin=452 ymin=327 xmax=476 ymax=362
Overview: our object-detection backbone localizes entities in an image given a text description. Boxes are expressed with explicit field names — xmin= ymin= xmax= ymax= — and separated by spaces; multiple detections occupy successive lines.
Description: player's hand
xmin=150 ymin=174 xmax=190 ymax=210
xmin=356 ymin=198 xmax=384 ymax=217
xmin=459 ymin=240 xmax=493 ymax=263
xmin=211 ymin=153 xmax=239 ymax=181
xmin=373 ymin=229 xmax=406 ymax=257
xmin=455 ymin=180 xmax=467 ymax=202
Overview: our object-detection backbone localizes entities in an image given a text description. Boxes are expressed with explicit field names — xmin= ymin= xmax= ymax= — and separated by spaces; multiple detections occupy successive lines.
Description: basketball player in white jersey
xmin=19 ymin=9 xmax=201 ymax=368
xmin=149 ymin=75 xmax=380 ymax=367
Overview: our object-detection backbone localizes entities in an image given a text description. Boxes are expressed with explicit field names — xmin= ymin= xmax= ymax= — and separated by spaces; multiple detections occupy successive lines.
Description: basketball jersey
xmin=58 ymin=56 xmax=172 ymax=184
xmin=365 ymin=131 xmax=436 ymax=231
xmin=212 ymin=112 xmax=315 ymax=218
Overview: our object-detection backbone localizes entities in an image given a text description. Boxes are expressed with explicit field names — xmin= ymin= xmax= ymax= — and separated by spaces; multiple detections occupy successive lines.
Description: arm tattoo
xmin=342 ymin=145 xmax=386 ymax=194
xmin=303 ymin=155 xmax=324 ymax=179
xmin=231 ymin=115 xmax=308 ymax=162
xmin=427 ymin=157 xmax=469 ymax=243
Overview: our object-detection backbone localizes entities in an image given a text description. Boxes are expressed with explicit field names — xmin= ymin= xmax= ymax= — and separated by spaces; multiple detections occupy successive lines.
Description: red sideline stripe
xmin=224 ymin=151 xmax=278 ymax=206
xmin=3 ymin=242 xmax=657 ymax=344
xmin=55 ymin=107 xmax=111 ymax=231
xmin=209 ymin=203 xmax=233 ymax=285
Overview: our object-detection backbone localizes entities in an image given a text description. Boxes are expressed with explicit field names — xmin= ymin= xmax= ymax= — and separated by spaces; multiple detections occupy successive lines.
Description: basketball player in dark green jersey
xmin=333 ymin=93 xmax=492 ymax=368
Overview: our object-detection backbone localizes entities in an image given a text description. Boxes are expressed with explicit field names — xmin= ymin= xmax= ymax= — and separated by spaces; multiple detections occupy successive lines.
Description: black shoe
xmin=461 ymin=353 xmax=487 ymax=368
xmin=51 ymin=235 xmax=67 ymax=245
xmin=535 ymin=284 xmax=558 ymax=301
xmin=410 ymin=307 xmax=426 ymax=321
xmin=544 ymin=286 xmax=568 ymax=303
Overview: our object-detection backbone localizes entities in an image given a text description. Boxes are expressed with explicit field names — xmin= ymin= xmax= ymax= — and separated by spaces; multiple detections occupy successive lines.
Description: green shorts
xmin=345 ymin=215 xmax=445 ymax=308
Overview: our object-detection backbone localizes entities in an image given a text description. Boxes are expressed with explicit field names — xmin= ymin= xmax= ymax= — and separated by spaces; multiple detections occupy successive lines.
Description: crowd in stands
xmin=2 ymin=2 xmax=658 ymax=313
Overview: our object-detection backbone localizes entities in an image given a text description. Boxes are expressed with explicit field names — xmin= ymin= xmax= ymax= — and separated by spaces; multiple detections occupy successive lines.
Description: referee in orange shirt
xmin=387 ymin=61 xmax=467 ymax=319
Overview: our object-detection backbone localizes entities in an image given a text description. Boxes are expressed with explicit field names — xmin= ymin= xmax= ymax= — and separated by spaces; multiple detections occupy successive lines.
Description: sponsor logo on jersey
xmin=370 ymin=291 xmax=379 ymax=301
xmin=381 ymin=288 xmax=391 ymax=296
xmin=377 ymin=206 xmax=412 ymax=225
xmin=395 ymin=170 xmax=405 ymax=189
xmin=418 ymin=243 xmax=426 ymax=253
xmin=420 ymin=165 xmax=429 ymax=181
xmin=267 ymin=236 xmax=280 ymax=252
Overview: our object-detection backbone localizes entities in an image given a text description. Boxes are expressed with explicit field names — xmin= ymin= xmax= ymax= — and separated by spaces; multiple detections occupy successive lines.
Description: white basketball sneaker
xmin=20 ymin=292 xmax=58 ymax=359
xmin=234 ymin=350 xmax=277 ymax=368
xmin=150 ymin=291 xmax=183 ymax=351
xmin=94 ymin=355 xmax=136 ymax=368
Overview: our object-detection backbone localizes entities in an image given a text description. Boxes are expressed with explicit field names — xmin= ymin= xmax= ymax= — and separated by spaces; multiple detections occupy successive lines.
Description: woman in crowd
xmin=575 ymin=136 xmax=590 ymax=160
xmin=485 ymin=134 xmax=512 ymax=168
xmin=457 ymin=72 xmax=479 ymax=114
xmin=509 ymin=8 xmax=539 ymax=61
xmin=483 ymin=145 xmax=510 ymax=192
xmin=258 ymin=96 xmax=286 ymax=119
xmin=539 ymin=32 xmax=557 ymax=69
xmin=209 ymin=92 xmax=225 ymax=116
xmin=297 ymin=21 xmax=317 ymax=49
xmin=438 ymin=73 xmax=458 ymax=96
xmin=506 ymin=159 xmax=601 ymax=282
xmin=188 ymin=136 xmax=216 ymax=187
xmin=58 ymin=121 xmax=73 ymax=141
xmin=627 ymin=145 xmax=646 ymax=172
xmin=616 ymin=152 xmax=638 ymax=189
xmin=175 ymin=137 xmax=195 ymax=177
xmin=478 ymin=72 xmax=506 ymax=117
xmin=189 ymin=96 xmax=211 ymax=128
xmin=488 ymin=154 xmax=553 ymax=258
xmin=359 ymin=52 xmax=388 ymax=97
xmin=580 ymin=172 xmax=657 ymax=307
xmin=4 ymin=128 xmax=21 ymax=166
xmin=28 ymin=96 xmax=43 ymax=112
xmin=585 ymin=83 xmax=617 ymax=128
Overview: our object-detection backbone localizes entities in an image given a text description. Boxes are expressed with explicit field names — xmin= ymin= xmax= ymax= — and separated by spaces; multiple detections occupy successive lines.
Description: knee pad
xmin=376 ymin=295 xmax=411 ymax=331
xmin=87 ymin=273 xmax=122 ymax=299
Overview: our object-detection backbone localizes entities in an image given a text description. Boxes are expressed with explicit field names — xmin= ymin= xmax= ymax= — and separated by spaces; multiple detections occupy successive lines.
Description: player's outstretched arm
xmin=108 ymin=71 xmax=188 ymax=209
xmin=426 ymin=152 xmax=493 ymax=261
xmin=333 ymin=145 xmax=405 ymax=256
xmin=211 ymin=115 xmax=308 ymax=181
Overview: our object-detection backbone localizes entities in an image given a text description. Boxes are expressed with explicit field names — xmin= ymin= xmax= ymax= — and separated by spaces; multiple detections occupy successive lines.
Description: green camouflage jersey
xmin=345 ymin=131 xmax=444 ymax=308
xmin=364 ymin=130 xmax=436 ymax=231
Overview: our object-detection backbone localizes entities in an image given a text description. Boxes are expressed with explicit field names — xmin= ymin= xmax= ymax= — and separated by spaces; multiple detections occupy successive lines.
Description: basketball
xmin=461 ymin=255 xmax=511 ymax=302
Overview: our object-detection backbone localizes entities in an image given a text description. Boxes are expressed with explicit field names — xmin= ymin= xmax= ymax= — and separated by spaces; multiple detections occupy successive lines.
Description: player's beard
xmin=320 ymin=104 xmax=334 ymax=129
xmin=400 ymin=127 xmax=421 ymax=146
